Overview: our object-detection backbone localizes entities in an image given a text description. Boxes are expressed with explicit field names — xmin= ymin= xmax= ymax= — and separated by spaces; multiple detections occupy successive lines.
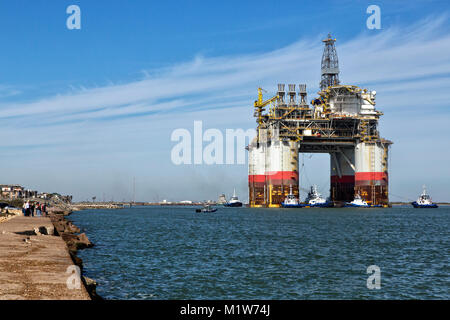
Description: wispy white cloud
xmin=0 ymin=84 xmax=21 ymax=98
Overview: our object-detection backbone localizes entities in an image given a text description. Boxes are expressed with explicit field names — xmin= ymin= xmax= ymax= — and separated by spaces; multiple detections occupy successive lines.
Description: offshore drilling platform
xmin=247 ymin=34 xmax=392 ymax=208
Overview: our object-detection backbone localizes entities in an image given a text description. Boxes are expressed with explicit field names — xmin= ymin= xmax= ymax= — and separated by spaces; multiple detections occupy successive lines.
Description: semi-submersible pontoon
xmin=247 ymin=34 xmax=392 ymax=208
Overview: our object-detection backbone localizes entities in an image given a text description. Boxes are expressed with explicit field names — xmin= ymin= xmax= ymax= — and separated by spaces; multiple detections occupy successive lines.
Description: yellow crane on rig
xmin=254 ymin=87 xmax=278 ymax=144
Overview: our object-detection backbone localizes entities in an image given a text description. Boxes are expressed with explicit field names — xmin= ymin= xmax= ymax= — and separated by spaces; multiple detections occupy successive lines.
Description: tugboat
xmin=345 ymin=193 xmax=370 ymax=207
xmin=224 ymin=189 xmax=243 ymax=207
xmin=304 ymin=185 xmax=333 ymax=208
xmin=195 ymin=204 xmax=217 ymax=213
xmin=281 ymin=185 xmax=302 ymax=208
xmin=411 ymin=186 xmax=438 ymax=208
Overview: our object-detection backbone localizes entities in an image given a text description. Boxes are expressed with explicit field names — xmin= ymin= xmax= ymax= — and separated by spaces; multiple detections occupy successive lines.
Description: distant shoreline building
xmin=0 ymin=184 xmax=72 ymax=203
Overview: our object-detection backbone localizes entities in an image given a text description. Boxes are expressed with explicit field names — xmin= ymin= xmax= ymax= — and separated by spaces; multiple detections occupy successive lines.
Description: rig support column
xmin=248 ymin=137 xmax=267 ymax=207
xmin=265 ymin=140 xmax=299 ymax=207
xmin=354 ymin=141 xmax=390 ymax=206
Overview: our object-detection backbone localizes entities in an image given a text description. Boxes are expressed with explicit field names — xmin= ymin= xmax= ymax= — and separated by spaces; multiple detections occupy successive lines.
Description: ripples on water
xmin=70 ymin=206 xmax=449 ymax=299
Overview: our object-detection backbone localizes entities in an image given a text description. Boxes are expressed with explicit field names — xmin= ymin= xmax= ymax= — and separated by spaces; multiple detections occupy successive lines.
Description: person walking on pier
xmin=30 ymin=202 xmax=35 ymax=217
xmin=24 ymin=201 xmax=30 ymax=217
xmin=41 ymin=203 xmax=47 ymax=216
xmin=36 ymin=202 xmax=41 ymax=217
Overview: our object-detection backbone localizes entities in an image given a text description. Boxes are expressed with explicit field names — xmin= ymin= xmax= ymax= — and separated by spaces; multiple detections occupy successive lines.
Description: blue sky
xmin=0 ymin=0 xmax=449 ymax=202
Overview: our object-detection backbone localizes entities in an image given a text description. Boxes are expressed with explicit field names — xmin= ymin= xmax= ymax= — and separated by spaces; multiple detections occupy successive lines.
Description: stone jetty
xmin=0 ymin=215 xmax=93 ymax=300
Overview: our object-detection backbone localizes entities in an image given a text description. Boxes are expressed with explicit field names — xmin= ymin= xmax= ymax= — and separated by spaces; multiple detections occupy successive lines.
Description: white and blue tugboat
xmin=281 ymin=185 xmax=302 ymax=208
xmin=304 ymin=185 xmax=333 ymax=208
xmin=345 ymin=193 xmax=370 ymax=208
xmin=411 ymin=186 xmax=438 ymax=208
xmin=224 ymin=189 xmax=243 ymax=207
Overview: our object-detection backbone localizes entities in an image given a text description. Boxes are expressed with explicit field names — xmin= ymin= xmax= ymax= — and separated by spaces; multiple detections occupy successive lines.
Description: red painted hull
xmin=249 ymin=171 xmax=298 ymax=206
xmin=355 ymin=172 xmax=388 ymax=186
xmin=355 ymin=172 xmax=389 ymax=205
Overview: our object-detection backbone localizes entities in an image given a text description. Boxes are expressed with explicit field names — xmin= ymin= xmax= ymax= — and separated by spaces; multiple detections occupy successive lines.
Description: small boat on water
xmin=411 ymin=186 xmax=438 ymax=208
xmin=282 ymin=185 xmax=333 ymax=208
xmin=195 ymin=204 xmax=217 ymax=213
xmin=345 ymin=193 xmax=369 ymax=207
xmin=281 ymin=185 xmax=302 ymax=208
xmin=304 ymin=185 xmax=333 ymax=208
xmin=345 ymin=193 xmax=382 ymax=208
xmin=224 ymin=189 xmax=243 ymax=207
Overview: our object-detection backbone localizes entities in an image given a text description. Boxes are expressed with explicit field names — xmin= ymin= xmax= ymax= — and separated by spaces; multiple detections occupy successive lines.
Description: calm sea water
xmin=70 ymin=206 xmax=449 ymax=300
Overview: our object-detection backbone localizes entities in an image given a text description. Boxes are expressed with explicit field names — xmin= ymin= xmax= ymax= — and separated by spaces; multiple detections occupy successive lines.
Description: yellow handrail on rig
xmin=254 ymin=87 xmax=279 ymax=144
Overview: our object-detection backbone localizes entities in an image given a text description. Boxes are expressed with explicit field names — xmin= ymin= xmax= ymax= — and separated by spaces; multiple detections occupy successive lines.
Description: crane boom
xmin=254 ymin=87 xmax=278 ymax=144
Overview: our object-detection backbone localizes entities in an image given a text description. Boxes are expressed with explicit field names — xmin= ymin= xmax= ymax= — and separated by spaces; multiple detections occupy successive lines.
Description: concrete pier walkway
xmin=0 ymin=216 xmax=90 ymax=300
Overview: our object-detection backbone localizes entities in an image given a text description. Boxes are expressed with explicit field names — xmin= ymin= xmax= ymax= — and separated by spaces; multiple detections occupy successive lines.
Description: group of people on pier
xmin=22 ymin=201 xmax=47 ymax=217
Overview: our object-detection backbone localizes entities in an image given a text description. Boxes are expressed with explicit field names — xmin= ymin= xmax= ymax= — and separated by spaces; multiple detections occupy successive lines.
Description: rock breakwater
xmin=48 ymin=212 xmax=100 ymax=300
